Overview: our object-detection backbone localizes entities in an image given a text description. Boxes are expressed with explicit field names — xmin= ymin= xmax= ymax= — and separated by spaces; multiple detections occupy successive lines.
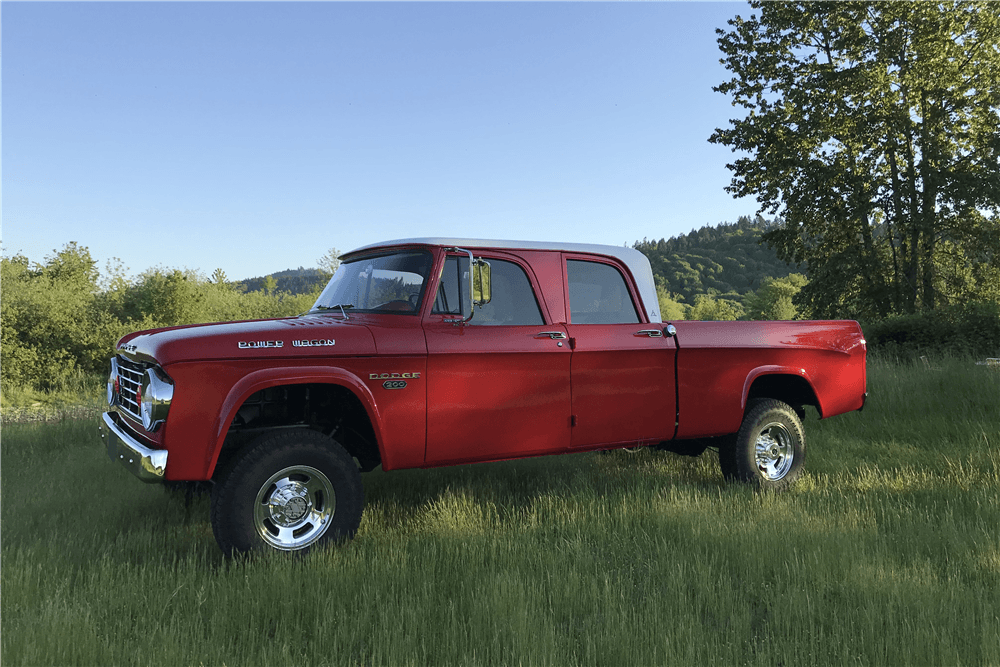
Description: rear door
xmin=564 ymin=256 xmax=676 ymax=448
xmin=423 ymin=251 xmax=572 ymax=465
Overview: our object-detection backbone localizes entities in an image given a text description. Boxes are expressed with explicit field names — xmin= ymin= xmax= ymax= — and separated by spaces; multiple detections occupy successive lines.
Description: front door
xmin=424 ymin=253 xmax=572 ymax=465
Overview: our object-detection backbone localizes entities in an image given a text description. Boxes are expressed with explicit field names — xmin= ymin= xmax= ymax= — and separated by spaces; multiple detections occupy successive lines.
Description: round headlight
xmin=106 ymin=358 xmax=120 ymax=407
xmin=140 ymin=368 xmax=174 ymax=432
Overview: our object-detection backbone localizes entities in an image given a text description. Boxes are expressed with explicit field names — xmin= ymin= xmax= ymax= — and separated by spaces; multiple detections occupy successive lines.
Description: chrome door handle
xmin=635 ymin=329 xmax=664 ymax=338
xmin=535 ymin=331 xmax=567 ymax=340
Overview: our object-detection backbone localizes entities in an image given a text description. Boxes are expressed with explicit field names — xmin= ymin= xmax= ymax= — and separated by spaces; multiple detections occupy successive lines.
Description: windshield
xmin=310 ymin=250 xmax=433 ymax=315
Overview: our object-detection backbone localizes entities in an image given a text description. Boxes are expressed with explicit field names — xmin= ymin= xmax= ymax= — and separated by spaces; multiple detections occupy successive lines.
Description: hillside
xmin=238 ymin=267 xmax=328 ymax=295
xmin=634 ymin=215 xmax=802 ymax=303
xmin=236 ymin=217 xmax=801 ymax=301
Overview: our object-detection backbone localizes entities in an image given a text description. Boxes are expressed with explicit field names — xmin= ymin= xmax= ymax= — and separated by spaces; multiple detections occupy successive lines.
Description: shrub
xmin=864 ymin=302 xmax=1000 ymax=359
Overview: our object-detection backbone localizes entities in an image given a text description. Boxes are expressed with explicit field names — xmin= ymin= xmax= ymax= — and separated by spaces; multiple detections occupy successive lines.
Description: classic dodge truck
xmin=100 ymin=238 xmax=867 ymax=555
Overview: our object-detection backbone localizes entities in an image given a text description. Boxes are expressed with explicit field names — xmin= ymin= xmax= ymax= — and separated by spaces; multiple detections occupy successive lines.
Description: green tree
xmin=743 ymin=274 xmax=809 ymax=321
xmin=688 ymin=294 xmax=744 ymax=321
xmin=0 ymin=244 xmax=107 ymax=390
xmin=317 ymin=247 xmax=341 ymax=279
xmin=710 ymin=2 xmax=1000 ymax=319
xmin=261 ymin=275 xmax=278 ymax=296
xmin=655 ymin=283 xmax=687 ymax=321
xmin=2 ymin=245 xmax=330 ymax=397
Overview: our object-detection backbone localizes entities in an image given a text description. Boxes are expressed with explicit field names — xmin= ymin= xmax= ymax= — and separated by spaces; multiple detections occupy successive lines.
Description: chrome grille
xmin=116 ymin=356 xmax=149 ymax=422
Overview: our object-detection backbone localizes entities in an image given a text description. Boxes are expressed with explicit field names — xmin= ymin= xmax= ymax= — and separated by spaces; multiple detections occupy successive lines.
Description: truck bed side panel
xmin=673 ymin=320 xmax=866 ymax=439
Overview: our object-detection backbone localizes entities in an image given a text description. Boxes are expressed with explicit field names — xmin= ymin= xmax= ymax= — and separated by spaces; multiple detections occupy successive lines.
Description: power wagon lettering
xmin=237 ymin=340 xmax=283 ymax=349
xmin=99 ymin=237 xmax=867 ymax=556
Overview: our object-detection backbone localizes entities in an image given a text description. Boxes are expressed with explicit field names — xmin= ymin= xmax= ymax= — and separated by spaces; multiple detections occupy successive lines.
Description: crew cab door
xmin=423 ymin=252 xmax=572 ymax=465
xmin=564 ymin=256 xmax=677 ymax=448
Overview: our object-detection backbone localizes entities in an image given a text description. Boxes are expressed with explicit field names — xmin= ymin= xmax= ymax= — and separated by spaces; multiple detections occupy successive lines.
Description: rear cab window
xmin=566 ymin=259 xmax=641 ymax=324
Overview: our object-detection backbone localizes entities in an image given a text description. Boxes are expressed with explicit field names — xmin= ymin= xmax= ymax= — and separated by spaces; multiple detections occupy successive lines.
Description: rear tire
xmin=211 ymin=429 xmax=364 ymax=556
xmin=719 ymin=399 xmax=805 ymax=491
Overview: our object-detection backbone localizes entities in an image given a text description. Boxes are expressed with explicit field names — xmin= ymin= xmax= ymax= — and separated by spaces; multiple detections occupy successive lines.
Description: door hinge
xmin=571 ymin=415 xmax=578 ymax=427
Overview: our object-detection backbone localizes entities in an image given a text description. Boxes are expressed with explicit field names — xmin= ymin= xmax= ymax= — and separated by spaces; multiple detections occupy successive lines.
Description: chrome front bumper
xmin=100 ymin=412 xmax=168 ymax=483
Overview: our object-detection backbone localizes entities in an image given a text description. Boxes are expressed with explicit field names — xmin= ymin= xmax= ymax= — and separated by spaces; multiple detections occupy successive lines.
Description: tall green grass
xmin=1 ymin=369 xmax=105 ymax=422
xmin=2 ymin=359 xmax=998 ymax=665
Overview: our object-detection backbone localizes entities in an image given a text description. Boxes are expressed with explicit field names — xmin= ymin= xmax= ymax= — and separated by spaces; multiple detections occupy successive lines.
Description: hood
xmin=116 ymin=315 xmax=376 ymax=366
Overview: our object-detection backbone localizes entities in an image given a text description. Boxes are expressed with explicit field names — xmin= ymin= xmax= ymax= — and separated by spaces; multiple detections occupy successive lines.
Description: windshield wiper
xmin=311 ymin=304 xmax=353 ymax=319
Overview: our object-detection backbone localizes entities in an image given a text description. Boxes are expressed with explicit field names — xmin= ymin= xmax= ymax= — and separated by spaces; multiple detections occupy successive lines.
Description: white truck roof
xmin=344 ymin=237 xmax=662 ymax=323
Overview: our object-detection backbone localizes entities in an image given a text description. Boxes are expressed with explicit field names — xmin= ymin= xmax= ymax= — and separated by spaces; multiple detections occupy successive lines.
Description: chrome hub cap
xmin=268 ymin=484 xmax=311 ymax=525
xmin=754 ymin=422 xmax=794 ymax=481
xmin=254 ymin=465 xmax=335 ymax=551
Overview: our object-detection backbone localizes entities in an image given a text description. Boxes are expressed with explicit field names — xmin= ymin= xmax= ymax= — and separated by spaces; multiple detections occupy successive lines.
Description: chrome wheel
xmin=253 ymin=465 xmax=335 ymax=551
xmin=754 ymin=422 xmax=794 ymax=481
xmin=720 ymin=399 xmax=805 ymax=491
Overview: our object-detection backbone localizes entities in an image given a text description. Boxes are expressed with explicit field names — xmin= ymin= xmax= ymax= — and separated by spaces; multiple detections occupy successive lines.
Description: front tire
xmin=211 ymin=429 xmax=364 ymax=556
xmin=720 ymin=399 xmax=805 ymax=491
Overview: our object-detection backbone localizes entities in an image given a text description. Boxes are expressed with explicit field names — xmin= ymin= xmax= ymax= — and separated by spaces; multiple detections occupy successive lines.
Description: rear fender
xmin=741 ymin=365 xmax=824 ymax=418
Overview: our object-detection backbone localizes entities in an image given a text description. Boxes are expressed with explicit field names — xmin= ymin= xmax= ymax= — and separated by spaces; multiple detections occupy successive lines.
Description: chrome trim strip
xmin=100 ymin=412 xmax=168 ymax=483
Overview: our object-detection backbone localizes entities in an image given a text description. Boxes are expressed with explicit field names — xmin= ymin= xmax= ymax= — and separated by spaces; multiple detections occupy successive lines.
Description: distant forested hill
xmin=238 ymin=268 xmax=328 ymax=295
xmin=237 ymin=217 xmax=799 ymax=303
xmin=634 ymin=215 xmax=803 ymax=303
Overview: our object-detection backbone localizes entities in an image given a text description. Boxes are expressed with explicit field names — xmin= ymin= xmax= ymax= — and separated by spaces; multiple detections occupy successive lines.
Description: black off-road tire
xmin=210 ymin=429 xmax=364 ymax=556
xmin=719 ymin=399 xmax=805 ymax=491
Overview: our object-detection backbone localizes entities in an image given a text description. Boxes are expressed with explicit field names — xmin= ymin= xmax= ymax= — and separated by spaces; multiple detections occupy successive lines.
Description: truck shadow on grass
xmin=138 ymin=448 xmax=726 ymax=566
xmin=358 ymin=448 xmax=726 ymax=536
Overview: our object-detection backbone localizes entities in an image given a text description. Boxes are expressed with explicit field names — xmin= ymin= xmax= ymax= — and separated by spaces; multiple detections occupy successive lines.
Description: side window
xmin=567 ymin=260 xmax=640 ymax=324
xmin=432 ymin=257 xmax=544 ymax=326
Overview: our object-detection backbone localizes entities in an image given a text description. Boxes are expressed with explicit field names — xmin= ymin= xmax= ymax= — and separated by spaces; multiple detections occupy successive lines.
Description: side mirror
xmin=472 ymin=259 xmax=491 ymax=306
xmin=443 ymin=248 xmax=492 ymax=325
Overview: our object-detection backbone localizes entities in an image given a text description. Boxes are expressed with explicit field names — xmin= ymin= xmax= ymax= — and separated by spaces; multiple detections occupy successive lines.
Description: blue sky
xmin=3 ymin=1 xmax=756 ymax=281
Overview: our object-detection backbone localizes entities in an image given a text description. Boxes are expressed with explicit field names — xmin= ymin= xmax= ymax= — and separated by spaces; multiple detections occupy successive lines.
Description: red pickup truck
xmin=100 ymin=239 xmax=867 ymax=555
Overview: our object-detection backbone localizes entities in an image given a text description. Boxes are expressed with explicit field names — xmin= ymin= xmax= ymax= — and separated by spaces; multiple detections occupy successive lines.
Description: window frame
xmin=427 ymin=250 xmax=551 ymax=326
xmin=562 ymin=254 xmax=646 ymax=325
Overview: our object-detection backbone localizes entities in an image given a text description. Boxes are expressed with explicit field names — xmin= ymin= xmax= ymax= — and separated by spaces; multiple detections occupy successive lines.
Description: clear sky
xmin=2 ymin=1 xmax=756 ymax=281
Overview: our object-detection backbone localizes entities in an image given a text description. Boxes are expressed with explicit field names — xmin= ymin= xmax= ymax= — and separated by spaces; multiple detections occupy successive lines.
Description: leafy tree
xmin=0 ymin=244 xmax=107 ymax=390
xmin=261 ymin=275 xmax=278 ymax=296
xmin=2 ymin=245 xmax=327 ymax=396
xmin=710 ymin=2 xmax=1000 ymax=319
xmin=743 ymin=274 xmax=809 ymax=321
xmin=688 ymin=294 xmax=744 ymax=321
xmin=655 ymin=283 xmax=687 ymax=321
xmin=317 ymin=247 xmax=341 ymax=279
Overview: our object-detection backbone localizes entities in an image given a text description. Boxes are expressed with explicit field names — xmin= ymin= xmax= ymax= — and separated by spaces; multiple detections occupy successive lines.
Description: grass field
xmin=2 ymin=358 xmax=998 ymax=666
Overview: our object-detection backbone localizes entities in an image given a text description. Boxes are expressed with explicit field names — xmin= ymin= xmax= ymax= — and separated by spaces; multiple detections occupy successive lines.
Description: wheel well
xmin=216 ymin=383 xmax=381 ymax=475
xmin=745 ymin=374 xmax=820 ymax=419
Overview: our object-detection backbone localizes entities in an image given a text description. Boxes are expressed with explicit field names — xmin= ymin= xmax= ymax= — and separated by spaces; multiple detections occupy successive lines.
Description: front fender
xmin=206 ymin=366 xmax=385 ymax=478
